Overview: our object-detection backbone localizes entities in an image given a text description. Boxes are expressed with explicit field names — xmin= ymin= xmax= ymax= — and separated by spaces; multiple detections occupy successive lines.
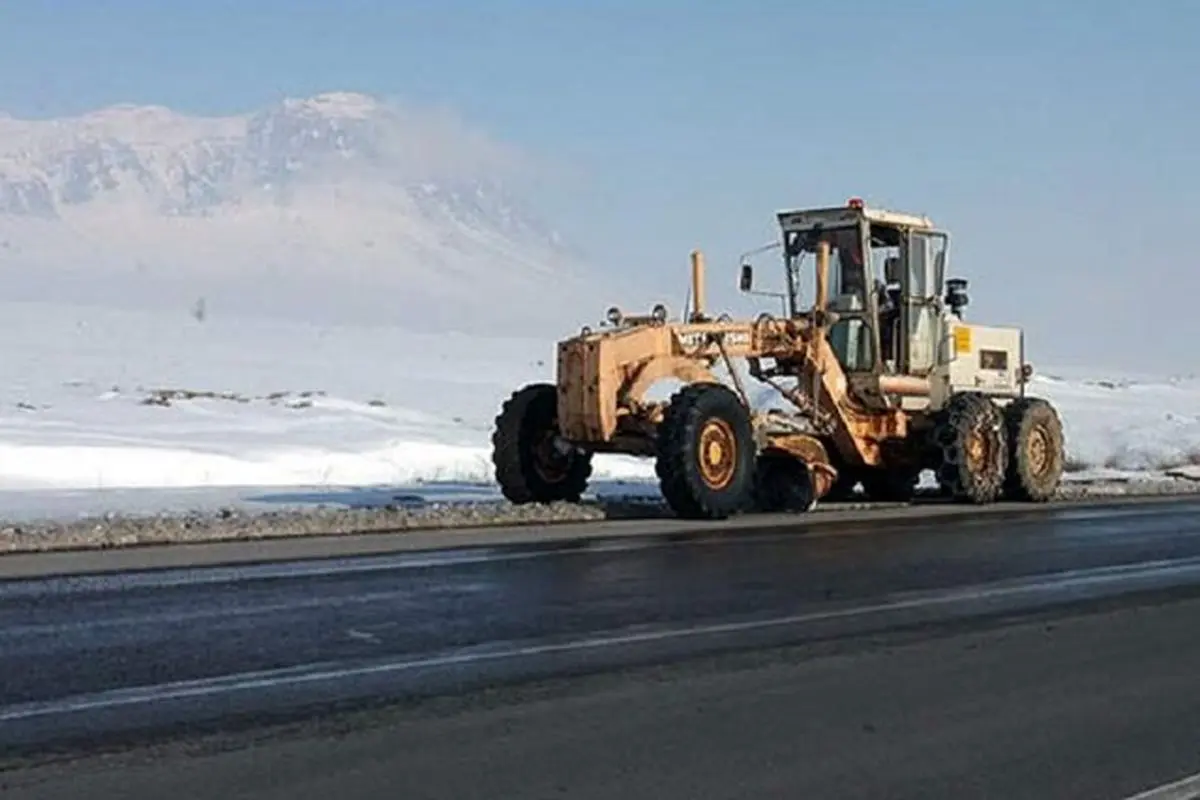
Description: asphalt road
xmin=3 ymin=498 xmax=1200 ymax=798
xmin=6 ymin=595 xmax=1200 ymax=800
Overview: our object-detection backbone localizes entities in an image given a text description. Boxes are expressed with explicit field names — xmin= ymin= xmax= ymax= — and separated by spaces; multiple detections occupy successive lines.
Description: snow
xmin=0 ymin=92 xmax=600 ymax=338
xmin=0 ymin=297 xmax=1197 ymax=522
xmin=1027 ymin=369 xmax=1200 ymax=477
xmin=282 ymin=92 xmax=382 ymax=120
xmin=0 ymin=299 xmax=655 ymax=520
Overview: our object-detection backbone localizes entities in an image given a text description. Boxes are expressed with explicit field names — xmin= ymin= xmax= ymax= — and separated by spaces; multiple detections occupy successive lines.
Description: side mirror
xmin=739 ymin=263 xmax=754 ymax=292
xmin=944 ymin=277 xmax=969 ymax=318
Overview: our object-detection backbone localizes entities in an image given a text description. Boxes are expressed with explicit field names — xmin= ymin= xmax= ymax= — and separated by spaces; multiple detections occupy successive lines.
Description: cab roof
xmin=776 ymin=198 xmax=936 ymax=234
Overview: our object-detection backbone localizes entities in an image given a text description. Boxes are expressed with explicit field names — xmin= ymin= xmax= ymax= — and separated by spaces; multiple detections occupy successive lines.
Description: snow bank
xmin=1031 ymin=371 xmax=1200 ymax=475
xmin=0 ymin=300 xmax=655 ymax=495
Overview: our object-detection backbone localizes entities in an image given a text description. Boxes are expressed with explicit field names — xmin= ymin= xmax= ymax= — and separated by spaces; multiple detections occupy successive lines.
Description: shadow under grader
xmin=244 ymin=480 xmax=953 ymax=520
xmin=245 ymin=482 xmax=503 ymax=510
xmin=244 ymin=481 xmax=670 ymax=517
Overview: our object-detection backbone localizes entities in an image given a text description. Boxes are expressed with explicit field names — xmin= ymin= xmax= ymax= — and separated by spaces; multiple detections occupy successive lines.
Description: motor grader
xmin=491 ymin=197 xmax=1065 ymax=520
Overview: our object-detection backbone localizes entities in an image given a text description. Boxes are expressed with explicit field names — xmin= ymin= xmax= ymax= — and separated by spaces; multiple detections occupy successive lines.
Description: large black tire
xmin=656 ymin=383 xmax=756 ymax=520
xmin=752 ymin=453 xmax=816 ymax=513
xmin=1003 ymin=397 xmax=1065 ymax=502
xmin=492 ymin=383 xmax=592 ymax=504
xmin=932 ymin=392 xmax=1008 ymax=504
xmin=859 ymin=467 xmax=920 ymax=503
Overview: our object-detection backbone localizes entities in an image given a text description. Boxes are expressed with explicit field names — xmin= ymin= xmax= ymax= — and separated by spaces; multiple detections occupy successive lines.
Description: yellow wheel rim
xmin=1026 ymin=425 xmax=1051 ymax=475
xmin=697 ymin=418 xmax=737 ymax=490
xmin=965 ymin=426 xmax=990 ymax=472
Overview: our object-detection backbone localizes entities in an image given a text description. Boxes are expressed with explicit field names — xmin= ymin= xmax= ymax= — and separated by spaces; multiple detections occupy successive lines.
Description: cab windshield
xmin=782 ymin=225 xmax=875 ymax=371
xmin=783 ymin=225 xmax=867 ymax=316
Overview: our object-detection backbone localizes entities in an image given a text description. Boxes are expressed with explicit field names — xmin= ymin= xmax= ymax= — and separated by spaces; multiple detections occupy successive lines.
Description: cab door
xmin=900 ymin=230 xmax=948 ymax=375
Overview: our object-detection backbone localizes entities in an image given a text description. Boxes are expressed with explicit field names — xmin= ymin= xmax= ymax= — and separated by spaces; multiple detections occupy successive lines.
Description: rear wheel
xmin=656 ymin=383 xmax=756 ymax=520
xmin=933 ymin=392 xmax=1008 ymax=504
xmin=1003 ymin=397 xmax=1064 ymax=502
xmin=492 ymin=383 xmax=592 ymax=504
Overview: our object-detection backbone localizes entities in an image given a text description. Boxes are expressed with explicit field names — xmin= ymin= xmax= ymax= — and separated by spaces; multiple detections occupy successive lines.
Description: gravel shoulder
xmin=1 ymin=474 xmax=1199 ymax=561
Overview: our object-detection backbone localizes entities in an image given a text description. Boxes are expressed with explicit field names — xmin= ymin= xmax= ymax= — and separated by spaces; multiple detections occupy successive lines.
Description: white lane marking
xmin=346 ymin=629 xmax=380 ymax=644
xmin=1121 ymin=771 xmax=1200 ymax=799
xmin=3 ymin=555 xmax=1200 ymax=725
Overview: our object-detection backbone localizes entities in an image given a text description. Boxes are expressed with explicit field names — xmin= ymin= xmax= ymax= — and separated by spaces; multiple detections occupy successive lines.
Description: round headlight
xmin=651 ymin=303 xmax=667 ymax=322
xmin=606 ymin=306 xmax=622 ymax=325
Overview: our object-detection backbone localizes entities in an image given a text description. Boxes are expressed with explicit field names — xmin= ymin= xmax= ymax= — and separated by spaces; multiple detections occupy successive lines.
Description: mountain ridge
xmin=0 ymin=92 xmax=598 ymax=335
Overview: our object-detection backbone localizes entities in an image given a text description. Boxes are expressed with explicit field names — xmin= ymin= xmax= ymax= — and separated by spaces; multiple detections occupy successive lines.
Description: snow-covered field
xmin=0 ymin=300 xmax=656 ymax=522
xmin=0 ymin=298 xmax=1197 ymax=524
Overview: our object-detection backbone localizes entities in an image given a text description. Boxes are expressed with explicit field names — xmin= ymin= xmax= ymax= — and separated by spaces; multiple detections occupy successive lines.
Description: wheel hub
xmin=965 ymin=425 xmax=991 ymax=471
xmin=697 ymin=418 xmax=737 ymax=490
xmin=1026 ymin=425 xmax=1051 ymax=475
xmin=532 ymin=430 xmax=571 ymax=483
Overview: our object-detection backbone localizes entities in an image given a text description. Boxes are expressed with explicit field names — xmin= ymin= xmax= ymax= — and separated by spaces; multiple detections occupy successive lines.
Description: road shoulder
xmin=3 ymin=490 xmax=1200 ymax=579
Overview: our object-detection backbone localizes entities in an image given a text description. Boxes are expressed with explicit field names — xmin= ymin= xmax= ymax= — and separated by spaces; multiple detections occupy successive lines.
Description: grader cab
xmin=491 ymin=197 xmax=1065 ymax=520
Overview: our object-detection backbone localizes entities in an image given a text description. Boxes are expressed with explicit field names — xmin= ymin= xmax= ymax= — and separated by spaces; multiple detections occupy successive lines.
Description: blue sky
xmin=2 ymin=0 xmax=1198 ymax=372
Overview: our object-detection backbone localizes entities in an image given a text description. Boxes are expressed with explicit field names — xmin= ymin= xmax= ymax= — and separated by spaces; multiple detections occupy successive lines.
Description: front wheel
xmin=656 ymin=383 xmax=757 ymax=520
xmin=492 ymin=383 xmax=592 ymax=504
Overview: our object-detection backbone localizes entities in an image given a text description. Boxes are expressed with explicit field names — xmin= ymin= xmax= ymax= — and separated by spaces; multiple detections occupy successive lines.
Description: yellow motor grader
xmin=491 ymin=197 xmax=1065 ymax=520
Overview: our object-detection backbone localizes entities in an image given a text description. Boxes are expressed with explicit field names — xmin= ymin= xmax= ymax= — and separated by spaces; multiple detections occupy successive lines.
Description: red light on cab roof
xmin=847 ymin=197 xmax=864 ymax=209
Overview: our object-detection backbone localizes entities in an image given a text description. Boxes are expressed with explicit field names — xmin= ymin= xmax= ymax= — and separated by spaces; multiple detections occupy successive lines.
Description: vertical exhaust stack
xmin=690 ymin=249 xmax=706 ymax=322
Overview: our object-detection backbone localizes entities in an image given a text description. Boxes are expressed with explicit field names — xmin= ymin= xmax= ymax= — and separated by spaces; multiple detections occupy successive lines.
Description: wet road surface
xmin=6 ymin=594 xmax=1200 ymax=800
xmin=3 ymin=498 xmax=1200 ymax=797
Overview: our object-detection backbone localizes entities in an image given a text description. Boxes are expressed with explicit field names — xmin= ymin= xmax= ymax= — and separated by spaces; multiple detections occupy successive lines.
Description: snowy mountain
xmin=0 ymin=92 xmax=598 ymax=335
